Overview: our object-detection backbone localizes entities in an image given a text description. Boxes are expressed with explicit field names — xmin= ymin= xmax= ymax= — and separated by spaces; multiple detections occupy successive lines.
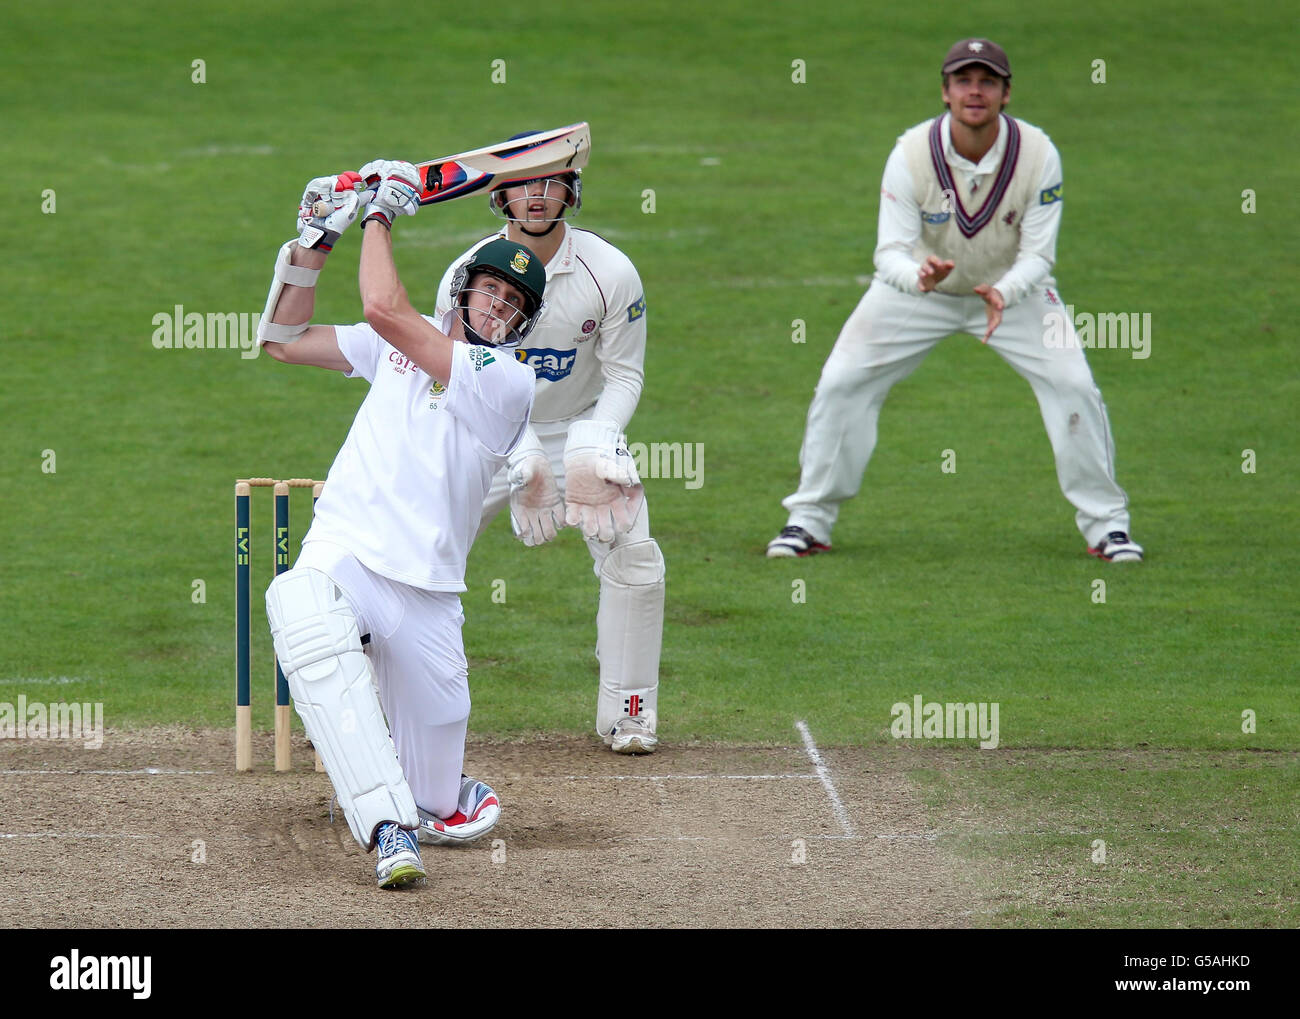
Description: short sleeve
xmin=333 ymin=322 xmax=385 ymax=383
xmin=442 ymin=343 xmax=536 ymax=457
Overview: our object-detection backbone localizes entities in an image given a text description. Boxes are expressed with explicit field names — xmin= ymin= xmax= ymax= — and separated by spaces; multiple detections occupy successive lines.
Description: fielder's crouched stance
xmin=255 ymin=161 xmax=547 ymax=888
xmin=768 ymin=40 xmax=1143 ymax=565
xmin=437 ymin=149 xmax=664 ymax=753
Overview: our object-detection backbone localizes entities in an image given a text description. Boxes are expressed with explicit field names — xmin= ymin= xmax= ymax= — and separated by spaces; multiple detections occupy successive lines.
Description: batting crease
xmin=795 ymin=720 xmax=855 ymax=838
xmin=557 ymin=774 xmax=820 ymax=781
xmin=0 ymin=768 xmax=217 ymax=776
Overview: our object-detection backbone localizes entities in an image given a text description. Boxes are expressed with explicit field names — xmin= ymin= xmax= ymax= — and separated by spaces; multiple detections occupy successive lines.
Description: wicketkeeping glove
xmin=507 ymin=432 xmax=565 ymax=547
xmin=359 ymin=159 xmax=422 ymax=228
xmin=562 ymin=419 xmax=644 ymax=543
xmin=297 ymin=172 xmax=364 ymax=252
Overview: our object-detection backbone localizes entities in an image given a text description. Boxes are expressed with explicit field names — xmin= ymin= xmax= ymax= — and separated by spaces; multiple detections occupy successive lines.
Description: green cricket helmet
xmin=449 ymin=237 xmax=547 ymax=347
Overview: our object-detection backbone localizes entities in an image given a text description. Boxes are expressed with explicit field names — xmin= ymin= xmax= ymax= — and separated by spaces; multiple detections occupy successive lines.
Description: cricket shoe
xmin=766 ymin=525 xmax=830 ymax=558
xmin=1088 ymin=531 xmax=1144 ymax=563
xmin=374 ymin=822 xmax=425 ymax=889
xmin=417 ymin=775 xmax=500 ymax=846
xmin=605 ymin=715 xmax=658 ymax=754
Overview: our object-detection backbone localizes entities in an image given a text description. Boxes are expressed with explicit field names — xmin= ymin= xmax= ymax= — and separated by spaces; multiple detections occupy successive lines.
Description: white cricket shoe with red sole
xmin=418 ymin=776 xmax=500 ymax=846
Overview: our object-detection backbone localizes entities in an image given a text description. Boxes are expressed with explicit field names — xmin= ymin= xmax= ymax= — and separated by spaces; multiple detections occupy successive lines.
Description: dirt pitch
xmin=1 ymin=728 xmax=976 ymax=928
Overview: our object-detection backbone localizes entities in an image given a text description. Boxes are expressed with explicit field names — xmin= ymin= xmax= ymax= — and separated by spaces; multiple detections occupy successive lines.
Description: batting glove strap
xmin=299 ymin=224 xmax=343 ymax=252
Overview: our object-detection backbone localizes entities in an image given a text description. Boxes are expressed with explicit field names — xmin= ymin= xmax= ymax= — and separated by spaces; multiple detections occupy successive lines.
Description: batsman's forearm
xmin=358 ymin=222 xmax=408 ymax=319
xmin=271 ymin=246 xmax=329 ymax=325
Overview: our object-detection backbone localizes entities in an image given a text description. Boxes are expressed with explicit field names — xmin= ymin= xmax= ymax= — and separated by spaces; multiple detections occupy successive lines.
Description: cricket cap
xmin=942 ymin=39 xmax=1012 ymax=80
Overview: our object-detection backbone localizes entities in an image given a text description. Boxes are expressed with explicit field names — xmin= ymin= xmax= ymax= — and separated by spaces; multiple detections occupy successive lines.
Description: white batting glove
xmin=297 ymin=171 xmax=363 ymax=252
xmin=563 ymin=419 xmax=644 ymax=543
xmin=359 ymin=159 xmax=421 ymax=228
xmin=507 ymin=440 xmax=565 ymax=546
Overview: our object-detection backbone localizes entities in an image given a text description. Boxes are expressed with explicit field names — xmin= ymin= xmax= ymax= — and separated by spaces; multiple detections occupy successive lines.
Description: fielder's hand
xmin=508 ymin=451 xmax=565 ymax=547
xmin=297 ymin=172 xmax=364 ymax=252
xmin=917 ymin=255 xmax=956 ymax=292
xmin=563 ymin=419 xmax=644 ymax=544
xmin=359 ymin=159 xmax=421 ymax=228
xmin=973 ymin=284 xmax=1004 ymax=343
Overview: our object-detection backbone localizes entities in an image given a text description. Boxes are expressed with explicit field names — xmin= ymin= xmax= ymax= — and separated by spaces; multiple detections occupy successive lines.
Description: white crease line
xmin=0 ymin=769 xmax=217 ymax=776
xmin=621 ymin=834 xmax=864 ymax=843
xmin=555 ymin=774 xmax=819 ymax=781
xmin=795 ymin=721 xmax=855 ymax=838
xmin=0 ymin=831 xmax=154 ymax=842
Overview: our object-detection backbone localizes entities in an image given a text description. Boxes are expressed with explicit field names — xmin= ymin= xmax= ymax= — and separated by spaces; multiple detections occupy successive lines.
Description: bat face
xmin=412 ymin=123 xmax=591 ymax=207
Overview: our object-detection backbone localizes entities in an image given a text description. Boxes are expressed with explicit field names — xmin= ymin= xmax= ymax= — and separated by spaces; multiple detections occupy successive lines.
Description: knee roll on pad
xmin=595 ymin=540 xmax=665 ymax=736
xmin=599 ymin=538 xmax=666 ymax=586
xmin=265 ymin=568 xmax=417 ymax=849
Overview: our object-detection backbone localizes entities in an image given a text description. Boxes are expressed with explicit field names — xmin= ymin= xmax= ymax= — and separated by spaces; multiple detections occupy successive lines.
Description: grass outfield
xmin=2 ymin=0 xmax=1295 ymax=927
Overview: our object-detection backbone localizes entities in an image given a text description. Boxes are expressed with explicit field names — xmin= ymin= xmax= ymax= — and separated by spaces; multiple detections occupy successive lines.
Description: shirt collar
xmin=494 ymin=222 xmax=575 ymax=276
xmin=941 ymin=112 xmax=1008 ymax=176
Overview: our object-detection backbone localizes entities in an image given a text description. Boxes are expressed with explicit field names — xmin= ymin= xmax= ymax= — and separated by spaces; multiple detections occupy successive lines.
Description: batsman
xmin=437 ymin=133 xmax=664 ymax=754
xmin=255 ymin=160 xmax=551 ymax=887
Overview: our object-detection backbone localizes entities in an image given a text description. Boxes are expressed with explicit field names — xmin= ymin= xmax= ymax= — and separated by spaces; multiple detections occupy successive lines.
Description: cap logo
xmin=969 ymin=41 xmax=983 ymax=52
xmin=510 ymin=250 xmax=531 ymax=274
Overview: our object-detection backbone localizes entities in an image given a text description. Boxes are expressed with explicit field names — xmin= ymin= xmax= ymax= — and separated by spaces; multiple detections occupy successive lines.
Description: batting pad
xmin=266 ymin=568 xmax=418 ymax=849
xmin=595 ymin=539 xmax=664 ymax=736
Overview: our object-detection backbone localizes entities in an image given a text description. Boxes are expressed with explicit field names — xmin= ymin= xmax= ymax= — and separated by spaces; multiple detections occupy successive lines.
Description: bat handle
xmin=311 ymin=172 xmax=370 ymax=217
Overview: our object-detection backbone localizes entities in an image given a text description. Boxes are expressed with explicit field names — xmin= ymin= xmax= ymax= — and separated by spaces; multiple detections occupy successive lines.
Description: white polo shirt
xmin=303 ymin=313 xmax=535 ymax=591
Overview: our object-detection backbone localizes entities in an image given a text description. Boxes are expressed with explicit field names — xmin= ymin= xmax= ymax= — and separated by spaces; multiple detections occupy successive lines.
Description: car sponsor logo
xmin=1039 ymin=182 xmax=1062 ymax=205
xmin=515 ymin=347 xmax=577 ymax=381
xmin=626 ymin=295 xmax=646 ymax=322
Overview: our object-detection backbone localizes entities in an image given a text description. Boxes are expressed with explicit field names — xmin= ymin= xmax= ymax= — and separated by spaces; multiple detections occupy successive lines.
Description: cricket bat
xmin=408 ymin=122 xmax=590 ymax=205
xmin=313 ymin=123 xmax=592 ymax=215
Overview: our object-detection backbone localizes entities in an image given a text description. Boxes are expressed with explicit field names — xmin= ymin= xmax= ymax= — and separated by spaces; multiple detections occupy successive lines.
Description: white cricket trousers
xmin=783 ymin=281 xmax=1131 ymax=548
xmin=296 ymin=540 xmax=468 ymax=819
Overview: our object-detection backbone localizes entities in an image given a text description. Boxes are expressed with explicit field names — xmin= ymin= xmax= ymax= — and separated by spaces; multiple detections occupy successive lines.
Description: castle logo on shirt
xmin=515 ymin=347 xmax=577 ymax=381
xmin=389 ymin=350 xmax=420 ymax=375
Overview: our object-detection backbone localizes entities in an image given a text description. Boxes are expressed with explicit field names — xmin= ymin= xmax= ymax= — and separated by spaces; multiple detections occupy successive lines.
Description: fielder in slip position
xmin=253 ymin=161 xmax=555 ymax=888
xmin=436 ymin=138 xmax=665 ymax=754
xmin=767 ymin=39 xmax=1143 ymax=564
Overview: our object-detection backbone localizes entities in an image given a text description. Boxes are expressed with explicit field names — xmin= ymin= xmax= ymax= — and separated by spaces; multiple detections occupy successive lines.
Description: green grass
xmin=1 ymin=0 xmax=1296 ymax=926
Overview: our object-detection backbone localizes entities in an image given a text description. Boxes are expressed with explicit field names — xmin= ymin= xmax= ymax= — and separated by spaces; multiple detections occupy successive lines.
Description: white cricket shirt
xmin=303 ymin=313 xmax=535 ymax=591
xmin=437 ymin=225 xmax=647 ymax=430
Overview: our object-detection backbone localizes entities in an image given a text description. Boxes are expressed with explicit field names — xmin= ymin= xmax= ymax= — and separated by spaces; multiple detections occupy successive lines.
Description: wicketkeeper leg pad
xmin=265 ymin=568 xmax=418 ymax=850
xmin=594 ymin=539 xmax=665 ymax=737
